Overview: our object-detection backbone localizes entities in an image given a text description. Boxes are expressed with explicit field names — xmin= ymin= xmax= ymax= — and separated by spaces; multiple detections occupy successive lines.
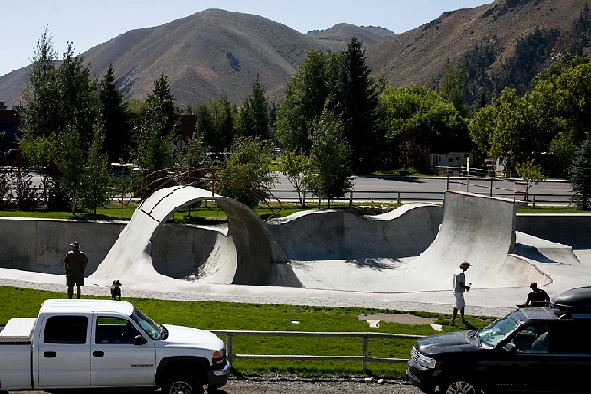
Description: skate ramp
xmin=267 ymin=204 xmax=442 ymax=260
xmin=90 ymin=186 xmax=275 ymax=286
xmin=397 ymin=191 xmax=550 ymax=290
xmin=285 ymin=191 xmax=552 ymax=292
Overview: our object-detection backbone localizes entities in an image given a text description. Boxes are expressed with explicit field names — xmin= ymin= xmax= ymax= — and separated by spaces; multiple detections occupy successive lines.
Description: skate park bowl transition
xmin=0 ymin=186 xmax=590 ymax=300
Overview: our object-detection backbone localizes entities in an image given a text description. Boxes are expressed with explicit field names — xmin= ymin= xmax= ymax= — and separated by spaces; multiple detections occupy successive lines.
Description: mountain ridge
xmin=0 ymin=1 xmax=587 ymax=108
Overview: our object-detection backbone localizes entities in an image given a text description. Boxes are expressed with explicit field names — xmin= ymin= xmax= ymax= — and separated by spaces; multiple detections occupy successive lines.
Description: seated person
xmin=531 ymin=330 xmax=550 ymax=352
xmin=518 ymin=283 xmax=550 ymax=307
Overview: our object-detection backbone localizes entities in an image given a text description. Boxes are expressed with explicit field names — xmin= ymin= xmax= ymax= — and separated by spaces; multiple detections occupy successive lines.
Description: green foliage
xmin=332 ymin=37 xmax=382 ymax=174
xmin=79 ymin=126 xmax=111 ymax=214
xmin=278 ymin=149 xmax=309 ymax=207
xmin=570 ymin=138 xmax=591 ymax=210
xmin=515 ymin=159 xmax=546 ymax=193
xmin=98 ymin=64 xmax=132 ymax=163
xmin=439 ymin=62 xmax=468 ymax=117
xmin=469 ymin=88 xmax=550 ymax=171
xmin=196 ymin=93 xmax=235 ymax=152
xmin=304 ymin=107 xmax=352 ymax=206
xmin=497 ymin=27 xmax=560 ymax=96
xmin=215 ymin=137 xmax=276 ymax=208
xmin=236 ymin=75 xmax=270 ymax=139
xmin=380 ymin=85 xmax=468 ymax=169
xmin=461 ymin=40 xmax=498 ymax=108
xmin=132 ymin=74 xmax=177 ymax=196
xmin=275 ymin=49 xmax=332 ymax=153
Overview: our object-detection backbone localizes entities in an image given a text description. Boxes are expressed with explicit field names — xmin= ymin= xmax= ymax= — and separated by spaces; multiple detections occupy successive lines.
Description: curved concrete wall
xmin=517 ymin=214 xmax=591 ymax=249
xmin=267 ymin=204 xmax=443 ymax=260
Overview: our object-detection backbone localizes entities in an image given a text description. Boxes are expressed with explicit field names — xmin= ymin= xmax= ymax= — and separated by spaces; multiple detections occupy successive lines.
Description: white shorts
xmin=454 ymin=292 xmax=465 ymax=309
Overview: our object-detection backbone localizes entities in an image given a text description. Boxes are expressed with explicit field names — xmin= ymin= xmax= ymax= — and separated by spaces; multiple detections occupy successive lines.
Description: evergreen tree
xmin=98 ymin=64 xmax=131 ymax=163
xmin=276 ymin=49 xmax=331 ymax=153
xmin=237 ymin=75 xmax=270 ymax=139
xmin=196 ymin=93 xmax=235 ymax=153
xmin=20 ymin=29 xmax=60 ymax=139
xmin=331 ymin=37 xmax=381 ymax=173
xmin=571 ymin=137 xmax=591 ymax=210
xmin=439 ymin=62 xmax=469 ymax=117
xmin=132 ymin=74 xmax=177 ymax=195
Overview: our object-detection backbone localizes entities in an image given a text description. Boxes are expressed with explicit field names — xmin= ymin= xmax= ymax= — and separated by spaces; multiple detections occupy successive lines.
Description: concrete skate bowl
xmin=270 ymin=191 xmax=561 ymax=293
xmin=90 ymin=186 xmax=278 ymax=286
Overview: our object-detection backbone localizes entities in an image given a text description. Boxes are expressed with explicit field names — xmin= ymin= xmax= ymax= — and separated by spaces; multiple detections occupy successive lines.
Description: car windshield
xmin=478 ymin=314 xmax=521 ymax=346
xmin=131 ymin=307 xmax=163 ymax=340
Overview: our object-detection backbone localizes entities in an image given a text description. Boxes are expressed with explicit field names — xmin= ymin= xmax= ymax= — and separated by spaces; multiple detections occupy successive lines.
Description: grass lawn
xmin=0 ymin=286 xmax=496 ymax=378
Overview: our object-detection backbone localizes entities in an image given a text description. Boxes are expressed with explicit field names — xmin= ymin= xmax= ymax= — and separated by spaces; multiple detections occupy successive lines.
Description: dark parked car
xmin=407 ymin=287 xmax=591 ymax=394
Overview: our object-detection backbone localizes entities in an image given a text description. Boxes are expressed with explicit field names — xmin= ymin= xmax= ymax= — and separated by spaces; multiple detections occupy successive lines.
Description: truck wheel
xmin=441 ymin=378 xmax=482 ymax=394
xmin=163 ymin=372 xmax=204 ymax=394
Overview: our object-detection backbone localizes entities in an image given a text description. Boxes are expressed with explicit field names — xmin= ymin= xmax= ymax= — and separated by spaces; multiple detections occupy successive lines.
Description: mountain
xmin=0 ymin=9 xmax=392 ymax=108
xmin=366 ymin=0 xmax=588 ymax=101
xmin=307 ymin=23 xmax=397 ymax=50
xmin=0 ymin=1 xmax=588 ymax=109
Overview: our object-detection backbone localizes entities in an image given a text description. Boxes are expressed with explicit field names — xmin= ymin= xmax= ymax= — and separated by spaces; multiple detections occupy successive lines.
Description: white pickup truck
xmin=0 ymin=299 xmax=230 ymax=394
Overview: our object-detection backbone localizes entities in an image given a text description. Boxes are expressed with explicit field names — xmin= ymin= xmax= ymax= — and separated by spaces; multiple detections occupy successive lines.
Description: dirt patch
xmin=359 ymin=313 xmax=435 ymax=325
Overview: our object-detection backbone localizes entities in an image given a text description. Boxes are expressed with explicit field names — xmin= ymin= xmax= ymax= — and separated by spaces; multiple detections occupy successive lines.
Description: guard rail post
xmin=226 ymin=334 xmax=234 ymax=362
xmin=362 ymin=335 xmax=369 ymax=371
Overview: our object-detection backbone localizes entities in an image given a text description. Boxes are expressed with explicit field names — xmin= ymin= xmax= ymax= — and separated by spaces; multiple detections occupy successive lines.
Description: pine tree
xmin=571 ymin=137 xmax=591 ymax=210
xmin=332 ymin=37 xmax=381 ymax=173
xmin=98 ymin=64 xmax=131 ymax=163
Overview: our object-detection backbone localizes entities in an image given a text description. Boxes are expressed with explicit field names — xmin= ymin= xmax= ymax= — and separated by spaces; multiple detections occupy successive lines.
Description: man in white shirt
xmin=451 ymin=261 xmax=471 ymax=326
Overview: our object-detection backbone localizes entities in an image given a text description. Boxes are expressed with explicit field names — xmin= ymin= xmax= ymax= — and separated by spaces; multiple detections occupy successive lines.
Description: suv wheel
xmin=163 ymin=372 xmax=204 ymax=394
xmin=441 ymin=378 xmax=481 ymax=394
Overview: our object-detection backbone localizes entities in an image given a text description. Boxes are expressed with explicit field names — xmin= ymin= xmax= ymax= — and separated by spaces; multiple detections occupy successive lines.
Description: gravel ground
xmin=218 ymin=375 xmax=422 ymax=393
xmin=11 ymin=376 xmax=422 ymax=394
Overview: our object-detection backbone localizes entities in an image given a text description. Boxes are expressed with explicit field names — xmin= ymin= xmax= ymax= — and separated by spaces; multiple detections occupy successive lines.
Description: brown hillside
xmin=366 ymin=0 xmax=586 ymax=89
xmin=0 ymin=1 xmax=586 ymax=109
xmin=307 ymin=24 xmax=397 ymax=50
xmin=83 ymin=8 xmax=323 ymax=105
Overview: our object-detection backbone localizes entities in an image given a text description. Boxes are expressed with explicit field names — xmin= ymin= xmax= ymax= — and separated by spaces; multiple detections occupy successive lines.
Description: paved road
xmin=271 ymin=173 xmax=572 ymax=205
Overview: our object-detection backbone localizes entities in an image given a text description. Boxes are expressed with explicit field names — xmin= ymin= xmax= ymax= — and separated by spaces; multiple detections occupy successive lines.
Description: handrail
xmin=211 ymin=330 xmax=424 ymax=371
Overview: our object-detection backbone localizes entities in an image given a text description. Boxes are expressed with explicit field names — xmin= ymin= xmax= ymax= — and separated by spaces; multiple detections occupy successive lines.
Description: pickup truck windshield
xmin=478 ymin=314 xmax=521 ymax=346
xmin=131 ymin=307 xmax=164 ymax=340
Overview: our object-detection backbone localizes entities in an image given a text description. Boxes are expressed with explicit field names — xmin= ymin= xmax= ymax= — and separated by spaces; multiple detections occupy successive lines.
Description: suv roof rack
xmin=552 ymin=286 xmax=591 ymax=312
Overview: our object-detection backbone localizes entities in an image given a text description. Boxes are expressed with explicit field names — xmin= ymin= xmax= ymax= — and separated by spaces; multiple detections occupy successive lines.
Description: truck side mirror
xmin=134 ymin=335 xmax=148 ymax=345
xmin=504 ymin=342 xmax=517 ymax=353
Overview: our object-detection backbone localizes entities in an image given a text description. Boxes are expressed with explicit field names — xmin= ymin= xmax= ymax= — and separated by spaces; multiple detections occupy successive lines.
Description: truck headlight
xmin=212 ymin=349 xmax=226 ymax=366
xmin=411 ymin=347 xmax=437 ymax=369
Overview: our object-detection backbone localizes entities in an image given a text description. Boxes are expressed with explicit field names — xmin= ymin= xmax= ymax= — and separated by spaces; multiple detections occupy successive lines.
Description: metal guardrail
xmin=211 ymin=330 xmax=424 ymax=371
xmin=271 ymin=189 xmax=571 ymax=206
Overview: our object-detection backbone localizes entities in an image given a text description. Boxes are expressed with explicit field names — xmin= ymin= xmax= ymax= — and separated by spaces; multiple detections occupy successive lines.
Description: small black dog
xmin=110 ymin=280 xmax=122 ymax=301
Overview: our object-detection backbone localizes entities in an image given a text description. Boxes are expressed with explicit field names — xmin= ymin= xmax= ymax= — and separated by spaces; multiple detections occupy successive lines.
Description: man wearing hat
xmin=451 ymin=261 xmax=471 ymax=326
xmin=519 ymin=282 xmax=550 ymax=307
xmin=64 ymin=241 xmax=88 ymax=299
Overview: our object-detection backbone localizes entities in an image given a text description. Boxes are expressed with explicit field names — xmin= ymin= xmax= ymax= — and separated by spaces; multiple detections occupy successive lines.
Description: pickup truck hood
xmin=162 ymin=324 xmax=223 ymax=350
xmin=417 ymin=331 xmax=480 ymax=356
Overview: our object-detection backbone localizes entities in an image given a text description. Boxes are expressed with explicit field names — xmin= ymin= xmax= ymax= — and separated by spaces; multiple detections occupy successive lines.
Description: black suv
xmin=406 ymin=287 xmax=591 ymax=394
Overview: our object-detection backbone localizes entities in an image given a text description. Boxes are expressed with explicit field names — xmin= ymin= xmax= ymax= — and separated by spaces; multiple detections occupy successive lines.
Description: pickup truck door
xmin=36 ymin=314 xmax=91 ymax=388
xmin=90 ymin=315 xmax=156 ymax=387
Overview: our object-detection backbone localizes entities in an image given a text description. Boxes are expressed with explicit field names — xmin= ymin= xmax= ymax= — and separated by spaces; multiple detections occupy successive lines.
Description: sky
xmin=1 ymin=0 xmax=492 ymax=77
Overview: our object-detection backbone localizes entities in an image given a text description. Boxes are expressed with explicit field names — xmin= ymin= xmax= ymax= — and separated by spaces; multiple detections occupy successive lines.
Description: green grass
xmin=0 ymin=286 xmax=495 ymax=378
xmin=516 ymin=205 xmax=591 ymax=214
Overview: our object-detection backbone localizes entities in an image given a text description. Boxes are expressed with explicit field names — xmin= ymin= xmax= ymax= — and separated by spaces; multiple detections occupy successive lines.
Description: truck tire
xmin=163 ymin=372 xmax=204 ymax=394
xmin=441 ymin=377 xmax=482 ymax=394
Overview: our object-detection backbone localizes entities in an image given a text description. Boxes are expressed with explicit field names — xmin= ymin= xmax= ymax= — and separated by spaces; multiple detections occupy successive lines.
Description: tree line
xmin=5 ymin=22 xmax=591 ymax=212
